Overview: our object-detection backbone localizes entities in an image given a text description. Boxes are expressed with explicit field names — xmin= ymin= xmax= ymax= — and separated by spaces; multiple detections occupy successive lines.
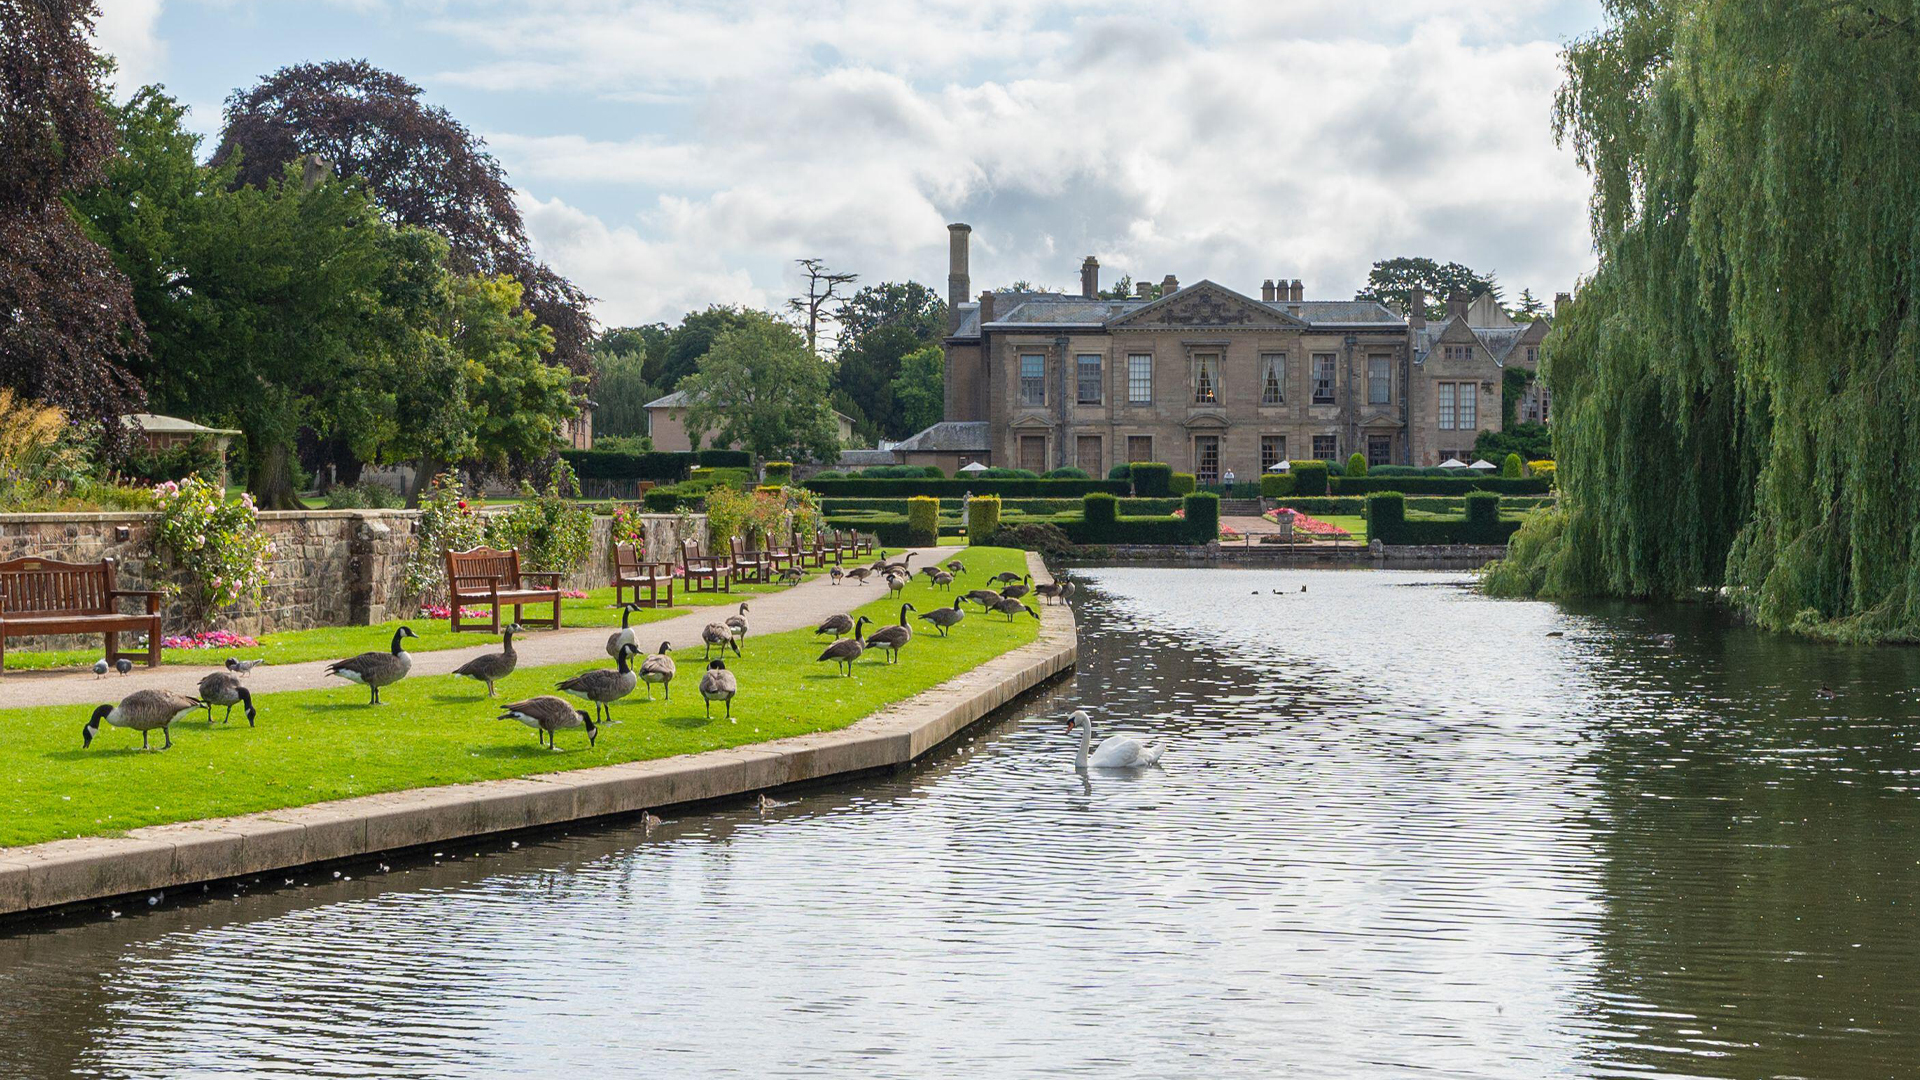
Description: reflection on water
xmin=2 ymin=568 xmax=1918 ymax=1079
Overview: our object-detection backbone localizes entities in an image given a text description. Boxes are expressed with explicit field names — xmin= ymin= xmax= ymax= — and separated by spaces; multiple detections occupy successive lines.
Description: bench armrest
xmin=110 ymin=588 xmax=164 ymax=613
xmin=520 ymin=571 xmax=563 ymax=583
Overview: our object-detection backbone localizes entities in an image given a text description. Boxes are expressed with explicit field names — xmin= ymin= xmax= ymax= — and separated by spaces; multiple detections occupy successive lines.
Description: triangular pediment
xmin=1359 ymin=410 xmax=1404 ymax=429
xmin=1009 ymin=413 xmax=1053 ymax=430
xmin=1183 ymin=411 xmax=1230 ymax=430
xmin=1111 ymin=281 xmax=1306 ymax=330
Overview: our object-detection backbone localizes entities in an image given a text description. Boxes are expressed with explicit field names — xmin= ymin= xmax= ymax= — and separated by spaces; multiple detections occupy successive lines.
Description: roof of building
xmin=1270 ymin=300 xmax=1405 ymax=326
xmin=956 ymin=284 xmax=1407 ymax=335
xmin=836 ymin=449 xmax=898 ymax=468
xmin=1412 ymin=294 xmax=1550 ymax=365
xmin=986 ymin=298 xmax=1146 ymax=328
xmin=890 ymin=421 xmax=991 ymax=452
xmin=121 ymin=413 xmax=241 ymax=437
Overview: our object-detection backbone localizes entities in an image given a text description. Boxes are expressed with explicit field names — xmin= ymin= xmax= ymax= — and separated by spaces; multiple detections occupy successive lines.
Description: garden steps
xmin=1218 ymin=498 xmax=1264 ymax=516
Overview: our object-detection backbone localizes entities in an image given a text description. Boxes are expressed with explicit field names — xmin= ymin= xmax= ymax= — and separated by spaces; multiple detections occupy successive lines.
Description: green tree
xmin=834 ymin=322 xmax=924 ymax=440
xmin=1501 ymin=452 xmax=1523 ymax=478
xmin=652 ymin=305 xmax=757 ymax=390
xmin=589 ymin=346 xmax=658 ymax=437
xmin=678 ymin=313 xmax=840 ymax=462
xmin=453 ymin=274 xmax=578 ymax=475
xmin=1355 ymin=257 xmax=1500 ymax=320
xmin=1515 ymin=288 xmax=1547 ymax=319
xmin=889 ymin=345 xmax=945 ymax=436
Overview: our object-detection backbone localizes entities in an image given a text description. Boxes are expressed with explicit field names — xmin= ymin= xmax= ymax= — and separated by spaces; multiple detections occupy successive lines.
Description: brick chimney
xmin=947 ymin=223 xmax=972 ymax=319
xmin=1290 ymin=279 xmax=1304 ymax=303
xmin=1554 ymin=291 xmax=1572 ymax=318
xmin=1080 ymin=256 xmax=1099 ymax=299
xmin=1409 ymin=285 xmax=1427 ymax=329
xmin=1161 ymin=274 xmax=1179 ymax=296
xmin=977 ymin=289 xmax=995 ymax=325
xmin=1262 ymin=279 xmax=1276 ymax=302
xmin=1448 ymin=289 xmax=1470 ymax=319
xmin=1135 ymin=281 xmax=1151 ymax=299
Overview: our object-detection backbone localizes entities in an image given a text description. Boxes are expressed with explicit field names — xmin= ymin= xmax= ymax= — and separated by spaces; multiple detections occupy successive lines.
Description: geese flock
xmin=74 ymin=552 xmax=1058 ymax=755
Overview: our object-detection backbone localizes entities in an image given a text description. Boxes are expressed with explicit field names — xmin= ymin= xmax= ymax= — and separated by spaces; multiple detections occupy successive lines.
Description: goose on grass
xmin=702 ymin=620 xmax=743 ymax=659
xmin=815 ymin=612 xmax=855 ymax=639
xmin=499 ymin=695 xmax=598 ymax=750
xmin=962 ymin=588 xmax=1004 ymax=609
xmin=917 ymin=598 xmax=966 ymax=637
xmin=556 ymin=642 xmax=639 ymax=723
xmin=990 ymin=596 xmax=1040 ymax=623
xmin=999 ymin=574 xmax=1034 ymax=600
xmin=816 ymin=617 xmax=871 ymax=676
xmin=607 ymin=605 xmax=641 ymax=659
xmin=195 ymin=671 xmax=256 ymax=726
xmin=83 ymin=689 xmax=203 ymax=750
xmin=639 ymin=641 xmax=677 ymax=700
xmin=452 ymin=624 xmax=522 ymax=698
xmin=325 ymin=626 xmax=418 ymax=705
xmin=864 ymin=603 xmax=917 ymax=664
xmin=700 ymin=659 xmax=738 ymax=720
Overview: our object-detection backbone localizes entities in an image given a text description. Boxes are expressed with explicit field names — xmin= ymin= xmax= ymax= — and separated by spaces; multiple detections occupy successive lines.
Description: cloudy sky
xmin=92 ymin=0 xmax=1605 ymax=330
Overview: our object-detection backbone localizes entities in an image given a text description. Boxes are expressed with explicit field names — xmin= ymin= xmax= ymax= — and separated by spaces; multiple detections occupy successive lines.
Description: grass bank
xmin=0 ymin=547 xmax=1035 ymax=849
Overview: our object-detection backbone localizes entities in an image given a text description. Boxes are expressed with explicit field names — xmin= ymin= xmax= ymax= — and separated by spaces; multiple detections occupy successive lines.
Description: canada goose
xmin=639 ymin=641 xmax=676 ymax=699
xmin=886 ymin=573 xmax=906 ymax=599
xmin=700 ymin=659 xmax=738 ymax=719
xmin=946 ymin=560 xmax=966 ymax=574
xmin=702 ymin=620 xmax=742 ymax=659
xmin=1000 ymin=574 xmax=1034 ymax=600
xmin=917 ymin=598 xmax=966 ymax=637
xmin=1034 ymin=579 xmax=1073 ymax=604
xmin=326 ymin=626 xmax=418 ymax=704
xmin=815 ymin=612 xmax=855 ymax=638
xmin=452 ymin=625 xmax=522 ymax=698
xmin=196 ymin=671 xmax=256 ymax=725
xmin=225 ymin=657 xmax=267 ymax=675
xmin=115 ymin=658 xmax=133 ymax=676
xmin=846 ymin=566 xmax=874 ymax=585
xmin=990 ymin=596 xmax=1040 ymax=622
xmin=930 ymin=569 xmax=954 ymax=591
xmin=1060 ymin=581 xmax=1075 ymax=603
xmin=776 ymin=567 xmax=803 ymax=585
xmin=918 ymin=565 xmax=940 ymax=579
xmin=882 ymin=552 xmax=916 ymax=575
xmin=725 ymin=602 xmax=751 ymax=641
xmin=1065 ymin=709 xmax=1164 ymax=769
xmin=816 ymin=617 xmax=871 ymax=675
xmin=1816 ymin=684 xmax=1838 ymax=700
xmin=963 ymin=588 xmax=1003 ymax=609
xmin=990 ymin=571 xmax=1023 ymax=586
xmin=93 ymin=659 xmax=108 ymax=678
xmin=864 ymin=603 xmax=916 ymax=664
xmin=607 ymin=604 xmax=641 ymax=659
xmin=830 ymin=567 xmax=844 ymax=584
xmin=499 ymin=695 xmax=598 ymax=750
xmin=83 ymin=689 xmax=203 ymax=750
xmin=556 ymin=642 xmax=639 ymax=723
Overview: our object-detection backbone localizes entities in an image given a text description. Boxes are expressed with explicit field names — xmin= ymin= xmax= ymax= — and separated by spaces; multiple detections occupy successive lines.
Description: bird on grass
xmin=917 ymin=598 xmax=966 ymax=637
xmin=946 ymin=560 xmax=967 ymax=574
xmin=990 ymin=571 xmax=1023 ymax=586
xmin=776 ymin=568 xmax=804 ymax=585
xmin=607 ymin=604 xmax=641 ymax=659
xmin=962 ymin=588 xmax=1004 ymax=609
xmin=556 ymin=642 xmax=638 ymax=724
xmin=196 ymin=671 xmax=257 ymax=726
xmin=816 ymin=617 xmax=871 ymax=675
xmin=1000 ymin=574 xmax=1034 ymax=600
xmin=726 ymin=602 xmax=751 ymax=642
xmin=918 ymin=565 xmax=941 ymax=579
xmin=452 ymin=625 xmax=522 ymax=698
xmin=225 ymin=657 xmax=267 ymax=675
xmin=990 ymin=596 xmax=1040 ymax=623
xmin=886 ymin=573 xmax=907 ymax=599
xmin=929 ymin=569 xmax=955 ymax=591
xmin=1064 ymin=709 xmax=1165 ymax=770
xmin=700 ymin=659 xmax=738 ymax=720
xmin=84 ymin=689 xmax=203 ymax=751
xmin=639 ymin=641 xmax=676 ymax=700
xmin=864 ymin=603 xmax=916 ymax=664
xmin=499 ymin=695 xmax=598 ymax=750
xmin=325 ymin=626 xmax=417 ymax=705
xmin=815 ymin=612 xmax=856 ymax=639
xmin=702 ymin=620 xmax=743 ymax=659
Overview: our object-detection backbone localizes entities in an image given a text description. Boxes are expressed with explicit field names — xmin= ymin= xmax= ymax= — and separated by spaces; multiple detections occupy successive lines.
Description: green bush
xmin=689 ymin=466 xmax=754 ymax=490
xmin=1501 ymin=452 xmax=1523 ymax=478
xmin=324 ymin=481 xmax=403 ymax=509
xmin=120 ymin=434 xmax=224 ymax=485
xmin=1045 ymin=466 xmax=1091 ymax=479
xmin=1169 ymin=472 xmax=1197 ymax=496
xmin=590 ymin=434 xmax=653 ymax=454
xmin=1367 ymin=491 xmax=1522 ymax=545
xmin=1083 ymin=492 xmax=1118 ymax=529
xmin=487 ymin=466 xmax=595 ymax=574
xmin=905 ymin=496 xmax=940 ymax=546
xmin=859 ymin=464 xmax=944 ymax=478
xmin=1330 ymin=476 xmax=1549 ymax=495
xmin=810 ymin=470 xmax=847 ymax=480
xmin=1347 ymin=452 xmax=1368 ymax=477
xmin=967 ymin=494 xmax=1001 ymax=546
xmin=805 ymin=477 xmax=1130 ymax=498
xmin=1183 ymin=492 xmax=1220 ymax=542
xmin=1107 ymin=462 xmax=1133 ymax=480
xmin=560 ymin=449 xmax=695 ymax=482
xmin=973 ymin=467 xmax=1040 ymax=479
xmin=824 ymin=512 xmax=913 ymax=546
xmin=1260 ymin=472 xmax=1296 ymax=498
xmin=1289 ymin=461 xmax=1330 ymax=496
xmin=642 ymin=487 xmax=684 ymax=512
xmin=697 ymin=449 xmax=752 ymax=468
xmin=987 ymin=522 xmax=1076 ymax=553
xmin=1129 ymin=462 xmax=1172 ymax=497
xmin=763 ymin=461 xmax=794 ymax=485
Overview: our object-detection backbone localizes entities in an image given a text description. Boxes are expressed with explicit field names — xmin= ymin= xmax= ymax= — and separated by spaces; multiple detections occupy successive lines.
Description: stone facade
xmin=935 ymin=225 xmax=1554 ymax=478
xmin=0 ymin=510 xmax=707 ymax=645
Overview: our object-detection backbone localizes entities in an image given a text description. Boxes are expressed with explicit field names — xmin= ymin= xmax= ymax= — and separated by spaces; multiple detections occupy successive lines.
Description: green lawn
xmin=0 ymin=550 xmax=902 ymax=673
xmin=0 ymin=546 xmax=1034 ymax=849
xmin=1317 ymin=514 xmax=1368 ymax=541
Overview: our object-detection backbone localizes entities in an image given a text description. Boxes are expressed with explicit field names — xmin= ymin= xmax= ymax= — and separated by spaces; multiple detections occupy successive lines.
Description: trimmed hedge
xmin=860 ymin=464 xmax=944 ymax=478
xmin=1260 ymin=472 xmax=1295 ymax=498
xmin=1183 ymin=492 xmax=1219 ymax=540
xmin=561 ymin=449 xmax=695 ymax=481
xmin=1290 ymin=461 xmax=1330 ymax=496
xmin=1045 ymin=466 xmax=1091 ymax=479
xmin=1346 ymin=452 xmax=1368 ymax=477
xmin=1367 ymin=491 xmax=1523 ymax=545
xmin=805 ymin=478 xmax=1129 ymax=498
xmin=1130 ymin=462 xmax=1172 ymax=497
xmin=1060 ymin=491 xmax=1218 ymax=546
xmin=697 ymin=449 xmax=751 ymax=468
xmin=643 ymin=487 xmax=686 ymax=512
xmin=762 ymin=461 xmax=794 ymax=485
xmin=1330 ymin=476 xmax=1550 ymax=495
xmin=906 ymin=496 xmax=939 ymax=546
xmin=1084 ymin=492 xmax=1118 ymax=529
xmin=824 ymin=513 xmax=914 ymax=546
xmin=1169 ymin=472 xmax=1197 ymax=496
xmin=967 ymin=495 xmax=1001 ymax=546
xmin=689 ymin=466 xmax=755 ymax=489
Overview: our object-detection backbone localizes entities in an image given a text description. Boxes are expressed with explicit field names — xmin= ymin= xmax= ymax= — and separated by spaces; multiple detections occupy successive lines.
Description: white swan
xmin=1066 ymin=710 xmax=1164 ymax=769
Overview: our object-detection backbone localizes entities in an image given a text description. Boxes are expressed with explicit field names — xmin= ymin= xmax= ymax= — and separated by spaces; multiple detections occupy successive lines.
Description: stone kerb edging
xmin=0 ymin=551 xmax=1076 ymax=919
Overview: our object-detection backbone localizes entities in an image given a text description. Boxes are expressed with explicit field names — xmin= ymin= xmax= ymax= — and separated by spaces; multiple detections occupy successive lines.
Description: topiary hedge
xmin=1169 ymin=472 xmax=1197 ymax=496
xmin=905 ymin=496 xmax=940 ymax=546
xmin=1330 ymin=476 xmax=1550 ymax=495
xmin=1083 ymin=492 xmax=1118 ymax=529
xmin=1044 ymin=466 xmax=1091 ymax=479
xmin=561 ymin=449 xmax=696 ymax=482
xmin=1129 ymin=462 xmax=1172 ymax=497
xmin=1347 ymin=451 xmax=1369 ymax=477
xmin=1260 ymin=472 xmax=1296 ymax=498
xmin=696 ymin=449 xmax=752 ymax=468
xmin=805 ymin=477 xmax=1129 ymax=498
xmin=1367 ymin=491 xmax=1523 ymax=545
xmin=643 ymin=487 xmax=686 ymax=512
xmin=967 ymin=495 xmax=1001 ymax=546
xmin=1289 ymin=461 xmax=1330 ymax=496
xmin=1183 ymin=492 xmax=1220 ymax=541
xmin=762 ymin=461 xmax=794 ymax=485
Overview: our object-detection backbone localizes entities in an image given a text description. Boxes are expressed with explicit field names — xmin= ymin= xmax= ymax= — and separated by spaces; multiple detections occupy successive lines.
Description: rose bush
xmin=150 ymin=476 xmax=273 ymax=622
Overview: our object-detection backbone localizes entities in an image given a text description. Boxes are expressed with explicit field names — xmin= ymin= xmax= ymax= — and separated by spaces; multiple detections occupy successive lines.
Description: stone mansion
xmin=882 ymin=223 xmax=1558 ymax=481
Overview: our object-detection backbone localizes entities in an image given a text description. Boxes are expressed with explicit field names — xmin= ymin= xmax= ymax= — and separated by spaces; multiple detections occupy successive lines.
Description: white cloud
xmin=92 ymin=0 xmax=167 ymax=97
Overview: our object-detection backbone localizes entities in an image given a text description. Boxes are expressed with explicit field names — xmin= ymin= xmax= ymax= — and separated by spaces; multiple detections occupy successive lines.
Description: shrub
xmin=1045 ymin=466 xmax=1091 ymax=479
xmin=805 ymin=477 xmax=1129 ymax=498
xmin=1107 ymin=462 xmax=1133 ymax=480
xmin=560 ymin=449 xmax=695 ymax=482
xmin=1183 ymin=492 xmax=1220 ymax=542
xmin=1083 ymin=492 xmax=1119 ymax=528
xmin=1289 ymin=460 xmax=1330 ymax=496
xmin=988 ymin=521 xmax=1075 ymax=554
xmin=689 ymin=466 xmax=754 ymax=490
xmin=642 ymin=487 xmax=684 ymax=513
xmin=1169 ymin=472 xmax=1197 ymax=496
xmin=697 ymin=449 xmax=752 ymax=468
xmin=1501 ymin=452 xmax=1524 ymax=478
xmin=967 ymin=495 xmax=1001 ymax=546
xmin=810 ymin=470 xmax=846 ymax=480
xmin=1528 ymin=460 xmax=1557 ymax=487
xmin=324 ymin=481 xmax=403 ymax=509
xmin=1346 ymin=452 xmax=1368 ymax=477
xmin=590 ymin=434 xmax=653 ymax=454
xmin=402 ymin=472 xmax=485 ymax=602
xmin=1464 ymin=491 xmax=1503 ymax=541
xmin=1367 ymin=491 xmax=1522 ymax=545
xmin=972 ymin=466 xmax=1040 ymax=479
xmin=486 ymin=462 xmax=594 ymax=575
xmin=704 ymin=485 xmax=754 ymax=547
xmin=906 ymin=496 xmax=940 ymax=546
xmin=609 ymin=502 xmax=648 ymax=547
xmin=121 ymin=433 xmax=224 ymax=485
xmin=762 ymin=461 xmax=794 ymax=486
xmin=1130 ymin=462 xmax=1172 ymax=497
xmin=1260 ymin=472 xmax=1296 ymax=498
xmin=149 ymin=476 xmax=273 ymax=622
xmin=1330 ymin=476 xmax=1550 ymax=495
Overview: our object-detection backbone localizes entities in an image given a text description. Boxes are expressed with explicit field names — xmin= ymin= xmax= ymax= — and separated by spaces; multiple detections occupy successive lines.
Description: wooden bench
xmin=680 ymin=539 xmax=731 ymax=593
xmin=0 ymin=556 xmax=162 ymax=674
xmin=445 ymin=546 xmax=563 ymax=633
xmin=729 ymin=536 xmax=771 ymax=584
xmin=792 ymin=528 xmax=837 ymax=569
xmin=612 ymin=542 xmax=674 ymax=608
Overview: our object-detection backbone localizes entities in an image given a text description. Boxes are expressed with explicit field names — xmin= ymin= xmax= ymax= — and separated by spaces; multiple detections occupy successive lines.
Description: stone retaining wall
xmin=0 ymin=510 xmax=707 ymax=642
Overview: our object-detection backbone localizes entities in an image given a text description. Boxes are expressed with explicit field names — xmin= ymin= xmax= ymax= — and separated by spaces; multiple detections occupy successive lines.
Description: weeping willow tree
xmin=1488 ymin=0 xmax=1920 ymax=642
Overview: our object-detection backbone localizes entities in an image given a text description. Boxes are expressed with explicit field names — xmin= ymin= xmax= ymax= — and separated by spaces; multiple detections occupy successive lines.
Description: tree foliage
xmin=831 ymin=281 xmax=945 ymax=440
xmin=890 ymin=345 xmax=945 ymax=437
xmin=1355 ymin=256 xmax=1500 ymax=319
xmin=678 ymin=313 xmax=840 ymax=463
xmin=0 ymin=0 xmax=145 ymax=434
xmin=1493 ymin=0 xmax=1920 ymax=643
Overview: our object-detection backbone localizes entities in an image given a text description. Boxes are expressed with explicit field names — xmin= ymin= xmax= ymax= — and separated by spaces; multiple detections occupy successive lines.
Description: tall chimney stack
xmin=1161 ymin=274 xmax=1179 ymax=296
xmin=1409 ymin=285 xmax=1427 ymax=329
xmin=1448 ymin=289 xmax=1470 ymax=319
xmin=1080 ymin=256 xmax=1099 ymax=299
xmin=1262 ymin=280 xmax=1277 ymax=302
xmin=947 ymin=223 xmax=972 ymax=320
xmin=1553 ymin=291 xmax=1572 ymax=318
xmin=1136 ymin=281 xmax=1151 ymax=299
xmin=1290 ymin=279 xmax=1304 ymax=303
xmin=977 ymin=289 xmax=995 ymax=326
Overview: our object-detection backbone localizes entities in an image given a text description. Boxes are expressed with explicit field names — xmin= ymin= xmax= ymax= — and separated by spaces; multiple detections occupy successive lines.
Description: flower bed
xmin=161 ymin=630 xmax=260 ymax=651
xmin=1264 ymin=507 xmax=1351 ymax=537
xmin=418 ymin=604 xmax=490 ymax=621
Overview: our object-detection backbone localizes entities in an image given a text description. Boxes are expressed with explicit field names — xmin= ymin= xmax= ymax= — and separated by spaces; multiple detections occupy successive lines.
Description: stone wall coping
xmin=0 ymin=550 xmax=1074 ymax=920
xmin=0 ymin=508 xmax=696 ymax=525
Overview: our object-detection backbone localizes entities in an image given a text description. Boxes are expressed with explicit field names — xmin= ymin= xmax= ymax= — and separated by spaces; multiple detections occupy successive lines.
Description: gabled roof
xmin=1108 ymin=280 xmax=1305 ymax=330
xmin=1268 ymin=300 xmax=1406 ymax=327
xmin=1413 ymin=292 xmax=1551 ymax=365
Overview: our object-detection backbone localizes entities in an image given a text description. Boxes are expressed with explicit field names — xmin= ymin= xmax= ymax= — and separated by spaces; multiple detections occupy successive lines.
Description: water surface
xmin=3 ymin=567 xmax=1917 ymax=1078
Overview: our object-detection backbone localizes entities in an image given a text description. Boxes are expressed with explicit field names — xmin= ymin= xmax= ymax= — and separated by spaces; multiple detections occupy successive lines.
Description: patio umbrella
xmin=958 ymin=461 xmax=990 ymax=474
xmin=1266 ymin=460 xmax=1290 ymax=472
xmin=1437 ymin=458 xmax=1469 ymax=469
xmin=1468 ymin=459 xmax=1498 ymax=471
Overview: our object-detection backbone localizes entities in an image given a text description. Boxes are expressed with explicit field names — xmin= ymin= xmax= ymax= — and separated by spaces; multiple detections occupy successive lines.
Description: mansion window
xmin=1128 ymin=354 xmax=1153 ymax=404
xmin=1194 ymin=435 xmax=1220 ymax=485
xmin=1311 ymin=354 xmax=1336 ymax=404
xmin=1260 ymin=435 xmax=1286 ymax=472
xmin=1260 ymin=354 xmax=1285 ymax=405
xmin=1458 ymin=382 xmax=1477 ymax=428
xmin=1194 ymin=354 xmax=1221 ymax=404
xmin=1443 ymin=345 xmax=1474 ymax=363
xmin=1367 ymin=434 xmax=1392 ymax=467
xmin=1312 ymin=435 xmax=1338 ymax=460
xmin=1438 ymin=381 xmax=1477 ymax=430
xmin=1127 ymin=435 xmax=1154 ymax=462
xmin=1368 ymin=355 xmax=1391 ymax=405
xmin=1076 ymin=354 xmax=1103 ymax=405
xmin=1020 ymin=354 xmax=1046 ymax=406
xmin=1525 ymin=346 xmax=1539 ymax=365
